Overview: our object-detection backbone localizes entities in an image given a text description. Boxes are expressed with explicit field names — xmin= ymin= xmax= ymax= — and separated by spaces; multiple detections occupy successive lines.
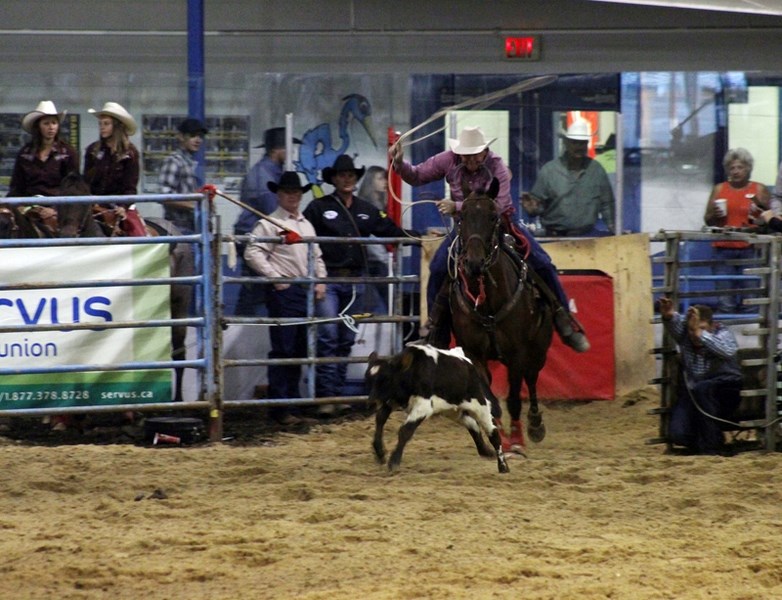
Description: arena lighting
xmin=585 ymin=0 xmax=782 ymax=16
xmin=504 ymin=36 xmax=540 ymax=60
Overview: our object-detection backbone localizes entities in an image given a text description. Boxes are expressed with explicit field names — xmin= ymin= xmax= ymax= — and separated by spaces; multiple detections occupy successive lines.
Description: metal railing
xmin=649 ymin=230 xmax=781 ymax=452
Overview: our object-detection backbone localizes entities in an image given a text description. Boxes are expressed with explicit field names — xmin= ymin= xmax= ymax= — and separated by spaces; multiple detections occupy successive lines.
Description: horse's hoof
xmin=497 ymin=459 xmax=510 ymax=473
xmin=528 ymin=422 xmax=546 ymax=443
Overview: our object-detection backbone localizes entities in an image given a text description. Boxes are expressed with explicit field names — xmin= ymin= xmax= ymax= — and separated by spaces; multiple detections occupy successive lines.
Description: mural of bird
xmin=296 ymin=93 xmax=377 ymax=197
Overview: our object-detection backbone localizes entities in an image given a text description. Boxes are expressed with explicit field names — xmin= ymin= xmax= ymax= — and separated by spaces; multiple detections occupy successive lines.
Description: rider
xmin=391 ymin=125 xmax=589 ymax=353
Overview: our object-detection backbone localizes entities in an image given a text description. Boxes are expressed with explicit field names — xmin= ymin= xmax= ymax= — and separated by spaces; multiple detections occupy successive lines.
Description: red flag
xmin=387 ymin=127 xmax=402 ymax=227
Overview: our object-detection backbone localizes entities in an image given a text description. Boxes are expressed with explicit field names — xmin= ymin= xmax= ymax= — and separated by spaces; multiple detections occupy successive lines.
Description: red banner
xmin=489 ymin=270 xmax=615 ymax=401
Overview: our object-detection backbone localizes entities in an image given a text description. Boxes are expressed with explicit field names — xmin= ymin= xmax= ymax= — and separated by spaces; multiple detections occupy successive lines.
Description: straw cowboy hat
xmin=447 ymin=126 xmax=496 ymax=155
xmin=322 ymin=155 xmax=366 ymax=185
xmin=21 ymin=100 xmax=66 ymax=133
xmin=268 ymin=171 xmax=313 ymax=194
xmin=88 ymin=102 xmax=138 ymax=136
xmin=562 ymin=120 xmax=592 ymax=141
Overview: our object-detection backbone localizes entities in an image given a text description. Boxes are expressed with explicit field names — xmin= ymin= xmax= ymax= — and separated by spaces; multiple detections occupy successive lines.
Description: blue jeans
xmin=427 ymin=226 xmax=569 ymax=311
xmin=314 ymin=281 xmax=365 ymax=397
xmin=266 ymin=286 xmax=308 ymax=399
xmin=670 ymin=374 xmax=742 ymax=453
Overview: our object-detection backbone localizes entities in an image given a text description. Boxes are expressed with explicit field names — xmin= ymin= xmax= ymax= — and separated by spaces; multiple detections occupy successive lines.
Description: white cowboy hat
xmin=88 ymin=101 xmax=138 ymax=136
xmin=21 ymin=100 xmax=66 ymax=133
xmin=562 ymin=120 xmax=592 ymax=141
xmin=447 ymin=126 xmax=496 ymax=155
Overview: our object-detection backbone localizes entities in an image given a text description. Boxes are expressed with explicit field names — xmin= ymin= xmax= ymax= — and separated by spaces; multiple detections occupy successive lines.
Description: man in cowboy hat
xmin=235 ymin=127 xmax=303 ymax=237
xmin=244 ymin=171 xmax=327 ymax=421
xmin=392 ymin=125 xmax=590 ymax=353
xmin=303 ymin=154 xmax=410 ymax=407
xmin=234 ymin=127 xmax=302 ymax=316
xmin=522 ymin=119 xmax=615 ymax=237
xmin=158 ymin=117 xmax=209 ymax=233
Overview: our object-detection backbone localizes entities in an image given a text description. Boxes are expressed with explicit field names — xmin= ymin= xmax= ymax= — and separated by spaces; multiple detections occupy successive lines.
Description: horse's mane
xmin=58 ymin=171 xmax=91 ymax=197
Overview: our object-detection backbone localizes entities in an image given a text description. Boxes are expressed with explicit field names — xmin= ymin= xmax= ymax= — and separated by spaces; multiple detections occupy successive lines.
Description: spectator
xmin=522 ymin=119 xmax=615 ymax=237
xmin=303 ymin=154 xmax=409 ymax=408
xmin=658 ymin=298 xmax=741 ymax=455
xmin=234 ymin=127 xmax=301 ymax=316
xmin=357 ymin=165 xmax=391 ymax=312
xmin=234 ymin=127 xmax=302 ymax=237
xmin=84 ymin=102 xmax=145 ymax=236
xmin=703 ymin=148 xmax=770 ymax=314
xmin=8 ymin=100 xmax=79 ymax=199
xmin=244 ymin=171 xmax=327 ymax=423
xmin=158 ymin=118 xmax=209 ymax=233
xmin=391 ymin=125 xmax=589 ymax=352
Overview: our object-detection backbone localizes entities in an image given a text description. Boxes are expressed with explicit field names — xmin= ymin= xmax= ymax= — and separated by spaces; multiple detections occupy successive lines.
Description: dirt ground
xmin=1 ymin=388 xmax=782 ymax=600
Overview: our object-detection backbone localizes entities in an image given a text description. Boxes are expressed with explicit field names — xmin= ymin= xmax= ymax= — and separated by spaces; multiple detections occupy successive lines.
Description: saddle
xmin=92 ymin=204 xmax=149 ymax=237
xmin=22 ymin=205 xmax=59 ymax=237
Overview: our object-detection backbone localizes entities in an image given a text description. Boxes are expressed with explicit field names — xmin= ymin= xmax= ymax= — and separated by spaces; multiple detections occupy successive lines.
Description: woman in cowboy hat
xmin=83 ymin=102 xmax=145 ymax=235
xmin=84 ymin=102 xmax=139 ymax=197
xmin=392 ymin=125 xmax=590 ymax=353
xmin=8 ymin=100 xmax=79 ymax=198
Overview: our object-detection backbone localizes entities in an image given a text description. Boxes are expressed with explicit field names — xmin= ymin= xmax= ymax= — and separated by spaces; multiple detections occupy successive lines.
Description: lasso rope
xmin=388 ymin=74 xmax=558 ymax=242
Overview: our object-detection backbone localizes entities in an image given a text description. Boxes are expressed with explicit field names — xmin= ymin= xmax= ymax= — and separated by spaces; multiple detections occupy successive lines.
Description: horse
xmin=0 ymin=173 xmax=194 ymax=403
xmin=448 ymin=179 xmax=554 ymax=453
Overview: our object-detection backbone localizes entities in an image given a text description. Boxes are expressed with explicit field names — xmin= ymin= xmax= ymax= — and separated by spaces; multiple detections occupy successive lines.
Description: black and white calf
xmin=365 ymin=342 xmax=509 ymax=473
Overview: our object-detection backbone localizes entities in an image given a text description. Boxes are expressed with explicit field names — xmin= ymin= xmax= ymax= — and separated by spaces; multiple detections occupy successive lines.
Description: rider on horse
xmin=391 ymin=126 xmax=589 ymax=353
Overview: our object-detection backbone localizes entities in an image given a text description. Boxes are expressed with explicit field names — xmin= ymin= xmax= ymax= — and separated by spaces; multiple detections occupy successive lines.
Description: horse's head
xmin=458 ymin=181 xmax=502 ymax=277
xmin=56 ymin=172 xmax=99 ymax=238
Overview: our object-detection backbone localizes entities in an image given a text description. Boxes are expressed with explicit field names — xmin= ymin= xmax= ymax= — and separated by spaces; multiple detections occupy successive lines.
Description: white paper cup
xmin=714 ymin=198 xmax=727 ymax=217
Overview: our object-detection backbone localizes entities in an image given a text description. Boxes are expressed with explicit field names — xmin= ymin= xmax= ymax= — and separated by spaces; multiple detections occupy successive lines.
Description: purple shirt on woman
xmin=396 ymin=149 xmax=513 ymax=215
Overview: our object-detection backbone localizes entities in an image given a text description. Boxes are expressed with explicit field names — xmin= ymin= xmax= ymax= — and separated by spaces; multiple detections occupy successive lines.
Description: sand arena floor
xmin=1 ymin=388 xmax=782 ymax=600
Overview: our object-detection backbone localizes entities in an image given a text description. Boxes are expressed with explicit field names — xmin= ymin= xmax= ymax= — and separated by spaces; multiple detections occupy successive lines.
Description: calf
xmin=365 ymin=342 xmax=509 ymax=473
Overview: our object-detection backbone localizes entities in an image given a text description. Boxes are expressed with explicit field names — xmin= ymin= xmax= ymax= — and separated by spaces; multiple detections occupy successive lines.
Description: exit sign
xmin=505 ymin=36 xmax=540 ymax=60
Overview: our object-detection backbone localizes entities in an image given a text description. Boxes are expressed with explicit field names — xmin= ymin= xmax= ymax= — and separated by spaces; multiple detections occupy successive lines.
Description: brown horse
xmin=449 ymin=179 xmax=553 ymax=453
xmin=0 ymin=173 xmax=194 ymax=403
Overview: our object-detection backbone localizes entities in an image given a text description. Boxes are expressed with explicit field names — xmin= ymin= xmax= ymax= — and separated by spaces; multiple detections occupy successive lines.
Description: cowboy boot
xmin=554 ymin=306 xmax=591 ymax=353
xmin=509 ymin=420 xmax=526 ymax=454
xmin=495 ymin=418 xmax=511 ymax=452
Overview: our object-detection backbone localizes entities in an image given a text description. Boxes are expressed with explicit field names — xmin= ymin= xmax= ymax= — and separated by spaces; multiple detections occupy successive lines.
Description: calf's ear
xmin=368 ymin=351 xmax=378 ymax=363
xmin=401 ymin=352 xmax=414 ymax=372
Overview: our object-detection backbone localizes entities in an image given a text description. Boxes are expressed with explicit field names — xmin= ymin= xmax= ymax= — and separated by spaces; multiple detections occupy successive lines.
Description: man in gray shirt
xmin=522 ymin=120 xmax=615 ymax=237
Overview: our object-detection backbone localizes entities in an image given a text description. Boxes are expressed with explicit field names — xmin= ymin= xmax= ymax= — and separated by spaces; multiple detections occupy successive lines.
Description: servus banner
xmin=0 ymin=244 xmax=172 ymax=409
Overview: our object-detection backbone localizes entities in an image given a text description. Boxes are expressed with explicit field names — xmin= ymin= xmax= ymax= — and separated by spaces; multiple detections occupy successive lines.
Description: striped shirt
xmin=663 ymin=313 xmax=741 ymax=382
xmin=158 ymin=148 xmax=199 ymax=194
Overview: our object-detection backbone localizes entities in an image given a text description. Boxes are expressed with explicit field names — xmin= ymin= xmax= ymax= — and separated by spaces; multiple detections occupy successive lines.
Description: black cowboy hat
xmin=322 ymin=154 xmax=366 ymax=185
xmin=255 ymin=127 xmax=302 ymax=149
xmin=267 ymin=171 xmax=313 ymax=194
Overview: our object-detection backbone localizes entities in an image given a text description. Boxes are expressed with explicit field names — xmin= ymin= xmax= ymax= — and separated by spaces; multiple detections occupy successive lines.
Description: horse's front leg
xmin=526 ymin=377 xmax=546 ymax=443
xmin=372 ymin=402 xmax=392 ymax=464
xmin=507 ymin=365 xmax=526 ymax=455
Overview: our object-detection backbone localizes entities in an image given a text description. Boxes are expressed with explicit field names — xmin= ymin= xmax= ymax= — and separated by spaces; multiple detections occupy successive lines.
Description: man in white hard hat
xmin=522 ymin=119 xmax=615 ymax=237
